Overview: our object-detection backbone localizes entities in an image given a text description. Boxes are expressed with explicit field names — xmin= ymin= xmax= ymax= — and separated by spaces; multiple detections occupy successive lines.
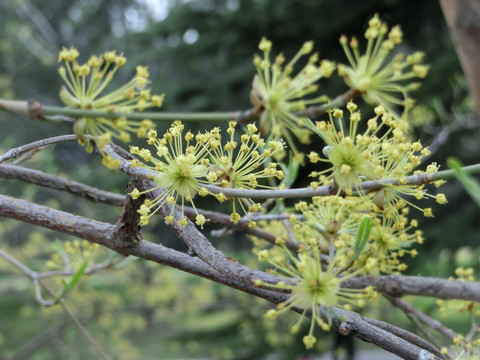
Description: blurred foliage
xmin=0 ymin=0 xmax=479 ymax=359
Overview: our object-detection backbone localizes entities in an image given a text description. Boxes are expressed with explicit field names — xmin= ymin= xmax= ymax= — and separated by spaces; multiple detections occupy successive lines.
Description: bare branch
xmin=386 ymin=295 xmax=459 ymax=342
xmin=301 ymin=88 xmax=361 ymax=119
xmin=343 ymin=275 xmax=480 ymax=302
xmin=0 ymin=88 xmax=358 ymax=125
xmin=364 ymin=316 xmax=445 ymax=358
xmin=12 ymin=149 xmax=41 ymax=165
xmin=0 ymin=134 xmax=78 ymax=163
xmin=330 ymin=308 xmax=444 ymax=360
xmin=0 ymin=98 xmax=45 ymax=119
xmin=0 ymin=164 xmax=125 ymax=206
xmin=136 ymin=180 xmax=286 ymax=286
xmin=39 ymin=280 xmax=111 ymax=360
xmin=0 ymin=160 xmax=293 ymax=249
xmin=182 ymin=206 xmax=300 ymax=251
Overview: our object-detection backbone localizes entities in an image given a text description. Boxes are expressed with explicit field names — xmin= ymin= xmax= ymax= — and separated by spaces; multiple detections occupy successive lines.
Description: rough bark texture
xmin=440 ymin=0 xmax=480 ymax=116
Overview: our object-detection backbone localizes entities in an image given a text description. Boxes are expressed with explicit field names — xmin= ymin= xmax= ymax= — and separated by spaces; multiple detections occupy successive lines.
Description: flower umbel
xmin=250 ymin=37 xmax=334 ymax=157
xmin=203 ymin=121 xmax=285 ymax=225
xmin=129 ymin=121 xmax=209 ymax=226
xmin=58 ymin=46 xmax=163 ymax=149
xmin=46 ymin=239 xmax=100 ymax=272
xmin=338 ymin=14 xmax=428 ymax=119
xmin=258 ymin=239 xmax=372 ymax=349
xmin=295 ymin=196 xmax=364 ymax=247
xmin=353 ymin=217 xmax=423 ymax=274
xmin=308 ymin=104 xmax=393 ymax=195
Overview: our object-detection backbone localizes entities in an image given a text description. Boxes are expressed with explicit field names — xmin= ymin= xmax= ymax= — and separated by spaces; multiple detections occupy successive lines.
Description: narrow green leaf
xmin=57 ymin=259 xmax=89 ymax=301
xmin=447 ymin=157 xmax=480 ymax=207
xmin=277 ymin=152 xmax=299 ymax=188
xmin=353 ymin=216 xmax=372 ymax=261
xmin=302 ymin=117 xmax=327 ymax=142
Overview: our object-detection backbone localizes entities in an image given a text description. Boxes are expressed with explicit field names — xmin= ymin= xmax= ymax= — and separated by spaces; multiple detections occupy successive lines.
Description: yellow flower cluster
xmin=252 ymin=19 xmax=445 ymax=346
xmin=438 ymin=268 xmax=480 ymax=360
xmin=53 ymin=14 xmax=451 ymax=352
xmin=250 ymin=37 xmax=334 ymax=159
xmin=338 ymin=13 xmax=429 ymax=121
xmin=129 ymin=121 xmax=284 ymax=227
xmin=307 ymin=102 xmax=445 ymax=228
xmin=256 ymin=237 xmax=376 ymax=349
xmin=57 ymin=46 xmax=163 ymax=151
xmin=204 ymin=121 xmax=285 ymax=226
xmin=46 ymin=239 xmax=100 ymax=272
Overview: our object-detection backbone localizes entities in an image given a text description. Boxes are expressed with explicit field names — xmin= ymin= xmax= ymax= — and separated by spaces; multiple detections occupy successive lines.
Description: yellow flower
xmin=355 ymin=217 xmax=422 ymax=274
xmin=258 ymin=238 xmax=371 ymax=349
xmin=58 ymin=47 xmax=163 ymax=149
xmin=309 ymin=105 xmax=391 ymax=194
xmin=293 ymin=196 xmax=364 ymax=251
xmin=129 ymin=121 xmax=209 ymax=227
xmin=303 ymin=334 xmax=317 ymax=349
xmin=203 ymin=121 xmax=285 ymax=223
xmin=250 ymin=38 xmax=333 ymax=156
xmin=338 ymin=14 xmax=428 ymax=120
xmin=371 ymin=137 xmax=445 ymax=224
xmin=46 ymin=239 xmax=100 ymax=272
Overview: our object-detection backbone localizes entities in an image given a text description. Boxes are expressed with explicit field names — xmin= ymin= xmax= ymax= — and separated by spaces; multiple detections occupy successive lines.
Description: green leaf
xmin=353 ymin=215 xmax=372 ymax=261
xmin=302 ymin=117 xmax=327 ymax=142
xmin=447 ymin=157 xmax=480 ymax=207
xmin=57 ymin=259 xmax=89 ymax=301
xmin=279 ymin=152 xmax=300 ymax=189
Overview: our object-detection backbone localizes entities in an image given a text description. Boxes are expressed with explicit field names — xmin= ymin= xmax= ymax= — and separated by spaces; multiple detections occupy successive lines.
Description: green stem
xmin=43 ymin=105 xmax=236 ymax=122
xmin=433 ymin=163 xmax=480 ymax=181
xmin=299 ymin=88 xmax=360 ymax=118
xmin=1 ymin=88 xmax=357 ymax=124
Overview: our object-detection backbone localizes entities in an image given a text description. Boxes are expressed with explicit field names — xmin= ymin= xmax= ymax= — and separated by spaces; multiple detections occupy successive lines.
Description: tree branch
xmin=0 ymin=164 xmax=125 ymax=206
xmin=385 ymin=294 xmax=460 ymax=342
xmin=440 ymin=0 xmax=480 ymax=116
xmin=343 ymin=275 xmax=480 ymax=301
xmin=105 ymin=142 xmax=480 ymax=200
xmin=182 ymin=206 xmax=300 ymax=251
xmin=136 ymin=179 xmax=287 ymax=286
xmin=0 ymin=134 xmax=78 ymax=163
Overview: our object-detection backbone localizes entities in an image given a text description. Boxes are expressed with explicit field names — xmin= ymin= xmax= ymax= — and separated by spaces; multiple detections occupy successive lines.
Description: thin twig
xmin=385 ymin=294 xmax=460 ymax=342
xmin=0 ymin=248 xmax=119 ymax=304
xmin=0 ymin=134 xmax=78 ymax=163
xmin=422 ymin=113 xmax=478 ymax=163
xmin=40 ymin=280 xmax=111 ymax=360
xmin=12 ymin=324 xmax=68 ymax=360
xmin=405 ymin=311 xmax=443 ymax=353
xmin=12 ymin=149 xmax=41 ymax=165
xmin=363 ymin=316 xmax=445 ymax=358
xmin=106 ymin=142 xmax=480 ymax=200
xmin=466 ymin=307 xmax=479 ymax=342
xmin=182 ymin=205 xmax=300 ymax=251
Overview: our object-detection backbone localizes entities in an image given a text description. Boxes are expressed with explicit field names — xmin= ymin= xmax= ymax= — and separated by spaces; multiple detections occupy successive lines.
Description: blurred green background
xmin=0 ymin=0 xmax=479 ymax=359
